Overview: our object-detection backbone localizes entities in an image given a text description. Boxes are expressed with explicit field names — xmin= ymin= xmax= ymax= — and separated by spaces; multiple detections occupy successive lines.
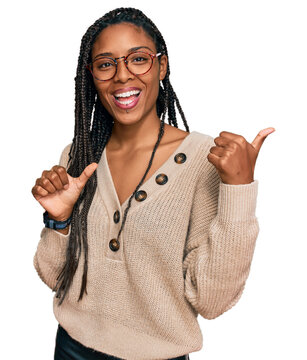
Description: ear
xmin=159 ymin=54 xmax=168 ymax=81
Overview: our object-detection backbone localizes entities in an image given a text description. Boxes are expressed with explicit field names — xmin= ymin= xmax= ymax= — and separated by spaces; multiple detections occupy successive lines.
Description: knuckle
xmin=39 ymin=185 xmax=47 ymax=193
xmin=33 ymin=185 xmax=41 ymax=195
xmin=57 ymin=166 xmax=67 ymax=175
xmin=230 ymin=141 xmax=238 ymax=149
xmin=36 ymin=186 xmax=44 ymax=194
xmin=42 ymin=178 xmax=49 ymax=186
xmin=220 ymin=158 xmax=227 ymax=166
xmin=237 ymin=135 xmax=246 ymax=144
xmin=50 ymin=172 xmax=58 ymax=181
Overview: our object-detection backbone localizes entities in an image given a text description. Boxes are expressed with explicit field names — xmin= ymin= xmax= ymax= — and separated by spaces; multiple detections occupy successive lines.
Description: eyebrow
xmin=93 ymin=46 xmax=154 ymax=60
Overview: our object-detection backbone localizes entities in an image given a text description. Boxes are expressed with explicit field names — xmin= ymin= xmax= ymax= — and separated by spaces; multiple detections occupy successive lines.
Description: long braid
xmin=53 ymin=7 xmax=191 ymax=306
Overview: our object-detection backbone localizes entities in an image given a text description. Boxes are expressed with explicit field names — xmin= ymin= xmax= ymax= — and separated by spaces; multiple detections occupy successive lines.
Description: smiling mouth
xmin=112 ymin=90 xmax=142 ymax=109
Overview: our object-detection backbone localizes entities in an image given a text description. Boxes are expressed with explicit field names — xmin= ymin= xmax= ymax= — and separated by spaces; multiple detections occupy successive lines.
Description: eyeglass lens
xmin=91 ymin=52 xmax=153 ymax=81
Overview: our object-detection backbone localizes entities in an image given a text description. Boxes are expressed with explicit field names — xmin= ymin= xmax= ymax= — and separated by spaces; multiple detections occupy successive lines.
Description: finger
xmin=219 ymin=131 xmax=239 ymax=139
xmin=51 ymin=165 xmax=69 ymax=187
xmin=46 ymin=170 xmax=65 ymax=191
xmin=219 ymin=131 xmax=247 ymax=147
xmin=214 ymin=137 xmax=231 ymax=148
xmin=77 ymin=162 xmax=98 ymax=189
xmin=209 ymin=145 xmax=224 ymax=157
xmin=207 ymin=152 xmax=220 ymax=168
xmin=251 ymin=127 xmax=276 ymax=153
xmin=37 ymin=177 xmax=57 ymax=193
xmin=32 ymin=185 xmax=49 ymax=199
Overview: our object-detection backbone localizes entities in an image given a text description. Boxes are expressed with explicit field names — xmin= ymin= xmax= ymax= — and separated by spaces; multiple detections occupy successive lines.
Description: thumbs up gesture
xmin=31 ymin=162 xmax=98 ymax=220
xmin=207 ymin=127 xmax=275 ymax=185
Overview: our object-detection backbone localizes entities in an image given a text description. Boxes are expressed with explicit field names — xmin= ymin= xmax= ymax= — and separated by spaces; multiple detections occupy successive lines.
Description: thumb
xmin=251 ymin=127 xmax=276 ymax=153
xmin=77 ymin=162 xmax=98 ymax=189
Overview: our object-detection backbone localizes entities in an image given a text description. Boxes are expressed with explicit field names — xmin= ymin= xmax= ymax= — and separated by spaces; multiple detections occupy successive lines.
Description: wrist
xmin=43 ymin=210 xmax=72 ymax=230
xmin=48 ymin=213 xmax=72 ymax=222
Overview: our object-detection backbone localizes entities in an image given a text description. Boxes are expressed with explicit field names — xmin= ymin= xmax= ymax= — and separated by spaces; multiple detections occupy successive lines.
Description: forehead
xmin=91 ymin=22 xmax=156 ymax=57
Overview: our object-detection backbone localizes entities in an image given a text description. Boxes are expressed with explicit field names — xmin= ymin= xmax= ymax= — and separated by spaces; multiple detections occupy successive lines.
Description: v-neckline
xmin=101 ymin=131 xmax=196 ymax=210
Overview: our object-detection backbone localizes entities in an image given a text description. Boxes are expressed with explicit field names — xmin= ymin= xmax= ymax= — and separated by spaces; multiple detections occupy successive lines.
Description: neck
xmin=108 ymin=116 xmax=164 ymax=152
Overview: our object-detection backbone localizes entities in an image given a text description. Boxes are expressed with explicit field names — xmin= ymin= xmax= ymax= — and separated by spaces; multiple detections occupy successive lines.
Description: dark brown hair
xmin=54 ymin=7 xmax=190 ymax=306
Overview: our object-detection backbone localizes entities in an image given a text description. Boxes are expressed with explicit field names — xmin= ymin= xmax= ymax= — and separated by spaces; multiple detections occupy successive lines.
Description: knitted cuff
xmin=216 ymin=179 xmax=259 ymax=222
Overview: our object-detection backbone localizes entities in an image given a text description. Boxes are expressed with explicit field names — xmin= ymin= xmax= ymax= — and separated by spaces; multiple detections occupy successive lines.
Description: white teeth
xmin=116 ymin=98 xmax=134 ymax=105
xmin=115 ymin=90 xmax=141 ymax=98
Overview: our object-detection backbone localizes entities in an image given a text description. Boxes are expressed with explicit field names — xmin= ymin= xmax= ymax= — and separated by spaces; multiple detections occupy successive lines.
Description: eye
xmin=98 ymin=62 xmax=112 ymax=69
xmin=133 ymin=56 xmax=145 ymax=62
xmin=93 ymin=58 xmax=116 ymax=72
xmin=128 ymin=53 xmax=151 ymax=65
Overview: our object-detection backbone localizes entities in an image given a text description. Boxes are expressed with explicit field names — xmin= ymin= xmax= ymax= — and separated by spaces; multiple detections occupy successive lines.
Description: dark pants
xmin=54 ymin=324 xmax=190 ymax=360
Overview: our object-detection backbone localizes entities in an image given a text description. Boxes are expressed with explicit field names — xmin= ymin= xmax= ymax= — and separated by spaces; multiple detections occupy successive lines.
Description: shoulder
xmin=189 ymin=131 xmax=216 ymax=165
xmin=189 ymin=131 xmax=219 ymax=183
xmin=164 ymin=126 xmax=215 ymax=149
xmin=191 ymin=131 xmax=215 ymax=150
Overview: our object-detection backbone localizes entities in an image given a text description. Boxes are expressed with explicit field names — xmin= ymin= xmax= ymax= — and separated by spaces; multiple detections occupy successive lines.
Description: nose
xmin=113 ymin=57 xmax=134 ymax=82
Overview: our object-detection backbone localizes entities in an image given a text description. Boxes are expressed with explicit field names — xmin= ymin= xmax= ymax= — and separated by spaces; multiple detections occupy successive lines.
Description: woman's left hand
xmin=207 ymin=127 xmax=275 ymax=185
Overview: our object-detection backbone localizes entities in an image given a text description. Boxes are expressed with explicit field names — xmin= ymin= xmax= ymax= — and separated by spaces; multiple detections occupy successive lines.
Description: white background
xmin=1 ymin=0 xmax=306 ymax=359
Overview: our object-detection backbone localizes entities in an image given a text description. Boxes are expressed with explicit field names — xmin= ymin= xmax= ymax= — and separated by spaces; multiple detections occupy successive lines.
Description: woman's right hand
xmin=31 ymin=162 xmax=98 ymax=220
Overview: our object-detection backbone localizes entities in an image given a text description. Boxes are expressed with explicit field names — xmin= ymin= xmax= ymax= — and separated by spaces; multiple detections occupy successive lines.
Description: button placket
xmin=135 ymin=190 xmax=147 ymax=202
xmin=109 ymin=238 xmax=120 ymax=252
xmin=108 ymin=208 xmax=122 ymax=252
xmin=174 ymin=152 xmax=187 ymax=164
xmin=113 ymin=210 xmax=120 ymax=224
xmin=97 ymin=132 xmax=197 ymax=261
xmin=155 ymin=173 xmax=168 ymax=185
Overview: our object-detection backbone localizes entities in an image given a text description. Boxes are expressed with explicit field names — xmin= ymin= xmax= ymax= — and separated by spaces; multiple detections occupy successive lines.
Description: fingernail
xmin=260 ymin=128 xmax=275 ymax=136
xmin=64 ymin=184 xmax=69 ymax=189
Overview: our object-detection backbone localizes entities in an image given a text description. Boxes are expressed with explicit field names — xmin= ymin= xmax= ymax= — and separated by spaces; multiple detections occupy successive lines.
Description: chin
xmin=114 ymin=113 xmax=142 ymax=125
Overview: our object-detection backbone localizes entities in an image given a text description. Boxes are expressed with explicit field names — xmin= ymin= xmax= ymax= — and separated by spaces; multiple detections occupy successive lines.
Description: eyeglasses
xmin=86 ymin=51 xmax=162 ymax=81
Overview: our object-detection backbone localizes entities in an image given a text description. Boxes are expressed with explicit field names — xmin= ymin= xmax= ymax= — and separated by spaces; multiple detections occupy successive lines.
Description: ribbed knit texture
xmin=33 ymin=131 xmax=259 ymax=360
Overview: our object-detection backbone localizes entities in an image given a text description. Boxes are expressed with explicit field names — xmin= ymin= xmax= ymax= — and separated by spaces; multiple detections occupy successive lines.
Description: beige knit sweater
xmin=33 ymin=131 xmax=259 ymax=360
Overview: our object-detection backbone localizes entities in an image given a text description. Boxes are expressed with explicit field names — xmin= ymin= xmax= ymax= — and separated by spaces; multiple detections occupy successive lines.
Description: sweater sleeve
xmin=33 ymin=143 xmax=72 ymax=291
xmin=183 ymin=138 xmax=260 ymax=320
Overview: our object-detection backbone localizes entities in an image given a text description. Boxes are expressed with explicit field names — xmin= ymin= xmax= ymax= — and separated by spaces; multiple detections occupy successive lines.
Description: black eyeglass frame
xmin=86 ymin=51 xmax=162 ymax=81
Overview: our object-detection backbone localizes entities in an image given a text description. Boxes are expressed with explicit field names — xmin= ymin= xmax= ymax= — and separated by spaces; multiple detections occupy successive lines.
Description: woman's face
xmin=90 ymin=22 xmax=167 ymax=126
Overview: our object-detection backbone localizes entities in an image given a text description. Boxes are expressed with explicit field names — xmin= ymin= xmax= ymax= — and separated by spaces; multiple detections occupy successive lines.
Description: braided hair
xmin=53 ymin=7 xmax=190 ymax=306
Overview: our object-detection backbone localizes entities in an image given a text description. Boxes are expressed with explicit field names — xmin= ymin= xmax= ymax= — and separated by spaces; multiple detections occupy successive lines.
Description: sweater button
xmin=174 ymin=152 xmax=187 ymax=164
xmin=155 ymin=173 xmax=168 ymax=185
xmin=135 ymin=190 xmax=147 ymax=202
xmin=113 ymin=210 xmax=120 ymax=223
xmin=109 ymin=238 xmax=120 ymax=251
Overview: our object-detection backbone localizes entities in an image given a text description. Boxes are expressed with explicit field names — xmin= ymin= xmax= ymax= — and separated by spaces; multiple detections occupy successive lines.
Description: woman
xmin=32 ymin=7 xmax=274 ymax=360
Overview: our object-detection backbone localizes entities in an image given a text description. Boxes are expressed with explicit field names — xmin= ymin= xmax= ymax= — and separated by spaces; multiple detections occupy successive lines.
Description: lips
xmin=112 ymin=87 xmax=142 ymax=110
xmin=113 ymin=86 xmax=141 ymax=96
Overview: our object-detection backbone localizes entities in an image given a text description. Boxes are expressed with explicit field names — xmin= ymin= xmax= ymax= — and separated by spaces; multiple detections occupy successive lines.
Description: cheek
xmin=94 ymin=84 xmax=109 ymax=102
xmin=145 ymin=72 xmax=160 ymax=95
xmin=148 ymin=77 xmax=160 ymax=103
